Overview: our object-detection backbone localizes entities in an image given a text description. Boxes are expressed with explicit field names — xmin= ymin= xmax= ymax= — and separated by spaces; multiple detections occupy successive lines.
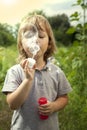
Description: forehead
xmin=20 ymin=16 xmax=47 ymax=33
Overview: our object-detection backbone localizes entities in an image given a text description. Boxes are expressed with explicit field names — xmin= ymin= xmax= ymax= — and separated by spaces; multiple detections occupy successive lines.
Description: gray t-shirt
xmin=2 ymin=62 xmax=72 ymax=130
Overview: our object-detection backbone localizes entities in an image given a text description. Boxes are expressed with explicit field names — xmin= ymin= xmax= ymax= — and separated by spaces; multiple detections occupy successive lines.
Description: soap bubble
xmin=22 ymin=23 xmax=40 ymax=57
xmin=23 ymin=24 xmax=38 ymax=39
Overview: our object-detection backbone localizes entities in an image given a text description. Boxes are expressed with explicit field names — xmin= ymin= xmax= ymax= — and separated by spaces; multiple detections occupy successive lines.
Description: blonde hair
xmin=17 ymin=14 xmax=57 ymax=62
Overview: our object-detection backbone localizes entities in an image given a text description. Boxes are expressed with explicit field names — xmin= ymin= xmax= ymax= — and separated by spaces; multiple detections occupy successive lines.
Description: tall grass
xmin=0 ymin=45 xmax=17 ymax=130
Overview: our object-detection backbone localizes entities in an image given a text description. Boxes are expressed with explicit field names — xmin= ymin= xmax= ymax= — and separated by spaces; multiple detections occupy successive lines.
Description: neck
xmin=36 ymin=58 xmax=46 ymax=70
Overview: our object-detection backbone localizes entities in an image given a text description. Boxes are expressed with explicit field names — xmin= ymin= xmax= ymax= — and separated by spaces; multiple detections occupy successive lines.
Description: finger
xmin=33 ymin=63 xmax=36 ymax=69
xmin=20 ymin=59 xmax=27 ymax=68
xmin=39 ymin=103 xmax=49 ymax=107
xmin=39 ymin=109 xmax=51 ymax=115
xmin=39 ymin=105 xmax=50 ymax=112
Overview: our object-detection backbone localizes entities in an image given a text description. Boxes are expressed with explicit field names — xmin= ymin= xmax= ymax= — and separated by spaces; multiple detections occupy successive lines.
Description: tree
xmin=0 ymin=23 xmax=16 ymax=47
xmin=48 ymin=14 xmax=72 ymax=46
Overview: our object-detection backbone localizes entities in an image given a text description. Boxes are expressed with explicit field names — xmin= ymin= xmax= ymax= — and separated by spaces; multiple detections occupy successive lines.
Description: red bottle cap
xmin=38 ymin=97 xmax=47 ymax=105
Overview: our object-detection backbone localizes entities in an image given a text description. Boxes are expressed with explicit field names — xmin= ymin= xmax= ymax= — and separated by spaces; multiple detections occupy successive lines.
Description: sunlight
xmin=2 ymin=0 xmax=17 ymax=5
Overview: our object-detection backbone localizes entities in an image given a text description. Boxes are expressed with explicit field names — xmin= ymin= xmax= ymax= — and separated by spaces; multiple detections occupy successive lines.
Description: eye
xmin=39 ymin=33 xmax=45 ymax=38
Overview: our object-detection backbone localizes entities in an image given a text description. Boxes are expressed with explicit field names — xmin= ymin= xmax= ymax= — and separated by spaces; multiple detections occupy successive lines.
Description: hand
xmin=20 ymin=59 xmax=35 ymax=80
xmin=38 ymin=101 xmax=55 ymax=116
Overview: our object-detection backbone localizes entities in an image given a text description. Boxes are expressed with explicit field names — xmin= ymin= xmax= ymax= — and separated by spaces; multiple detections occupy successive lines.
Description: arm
xmin=7 ymin=78 xmax=33 ymax=110
xmin=38 ymin=94 xmax=68 ymax=115
xmin=52 ymin=94 xmax=68 ymax=112
xmin=6 ymin=59 xmax=35 ymax=110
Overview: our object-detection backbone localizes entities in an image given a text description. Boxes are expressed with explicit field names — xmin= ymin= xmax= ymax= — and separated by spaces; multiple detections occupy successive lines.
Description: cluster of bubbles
xmin=22 ymin=24 xmax=40 ymax=68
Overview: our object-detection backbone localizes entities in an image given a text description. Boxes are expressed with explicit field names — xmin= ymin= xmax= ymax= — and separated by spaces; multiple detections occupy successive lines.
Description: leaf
xmin=70 ymin=11 xmax=79 ymax=18
xmin=66 ymin=27 xmax=76 ymax=34
xmin=75 ymin=34 xmax=86 ymax=41
xmin=72 ymin=58 xmax=82 ymax=69
xmin=77 ymin=0 xmax=82 ymax=5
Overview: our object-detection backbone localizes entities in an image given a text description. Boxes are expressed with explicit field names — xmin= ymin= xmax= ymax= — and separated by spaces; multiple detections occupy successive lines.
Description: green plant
xmin=55 ymin=0 xmax=87 ymax=129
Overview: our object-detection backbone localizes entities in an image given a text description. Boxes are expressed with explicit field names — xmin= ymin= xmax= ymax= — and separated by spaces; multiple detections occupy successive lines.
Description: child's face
xmin=21 ymin=25 xmax=49 ymax=60
xmin=37 ymin=29 xmax=49 ymax=59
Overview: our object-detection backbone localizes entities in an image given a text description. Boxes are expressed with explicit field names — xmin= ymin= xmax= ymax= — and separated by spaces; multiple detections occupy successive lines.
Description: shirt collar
xmin=39 ymin=61 xmax=52 ymax=71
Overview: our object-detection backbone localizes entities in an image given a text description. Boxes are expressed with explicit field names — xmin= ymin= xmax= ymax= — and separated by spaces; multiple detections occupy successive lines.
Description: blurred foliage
xmin=55 ymin=0 xmax=87 ymax=129
xmin=54 ymin=41 xmax=87 ymax=130
xmin=0 ymin=0 xmax=87 ymax=129
xmin=48 ymin=14 xmax=73 ymax=46
xmin=0 ymin=23 xmax=16 ymax=47
xmin=0 ymin=45 xmax=18 ymax=87
xmin=0 ymin=45 xmax=17 ymax=130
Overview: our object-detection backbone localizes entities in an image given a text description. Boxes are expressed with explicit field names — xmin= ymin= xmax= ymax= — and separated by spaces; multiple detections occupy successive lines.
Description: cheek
xmin=44 ymin=38 xmax=49 ymax=49
xmin=40 ymin=39 xmax=49 ymax=52
xmin=22 ymin=38 xmax=29 ymax=51
xmin=22 ymin=42 xmax=29 ymax=55
xmin=22 ymin=43 xmax=27 ymax=51
xmin=24 ymin=46 xmax=27 ymax=53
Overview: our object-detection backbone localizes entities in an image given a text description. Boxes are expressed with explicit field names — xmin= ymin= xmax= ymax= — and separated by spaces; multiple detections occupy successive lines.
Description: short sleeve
xmin=2 ymin=65 xmax=22 ymax=94
xmin=57 ymin=69 xmax=72 ymax=96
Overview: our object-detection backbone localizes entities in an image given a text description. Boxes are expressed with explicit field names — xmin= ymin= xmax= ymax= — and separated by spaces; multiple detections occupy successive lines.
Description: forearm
xmin=53 ymin=94 xmax=68 ymax=112
xmin=6 ymin=78 xmax=33 ymax=110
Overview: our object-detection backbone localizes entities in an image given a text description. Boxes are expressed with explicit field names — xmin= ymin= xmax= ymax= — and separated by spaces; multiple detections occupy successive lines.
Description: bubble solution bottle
xmin=38 ymin=97 xmax=49 ymax=120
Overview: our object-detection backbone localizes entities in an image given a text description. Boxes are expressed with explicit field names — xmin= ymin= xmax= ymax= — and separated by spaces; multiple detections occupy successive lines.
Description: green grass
xmin=0 ymin=45 xmax=17 ymax=130
xmin=0 ymin=90 xmax=13 ymax=130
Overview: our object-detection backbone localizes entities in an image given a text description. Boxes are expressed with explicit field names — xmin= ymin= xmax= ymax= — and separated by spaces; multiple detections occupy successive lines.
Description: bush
xmin=54 ymin=41 xmax=87 ymax=130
